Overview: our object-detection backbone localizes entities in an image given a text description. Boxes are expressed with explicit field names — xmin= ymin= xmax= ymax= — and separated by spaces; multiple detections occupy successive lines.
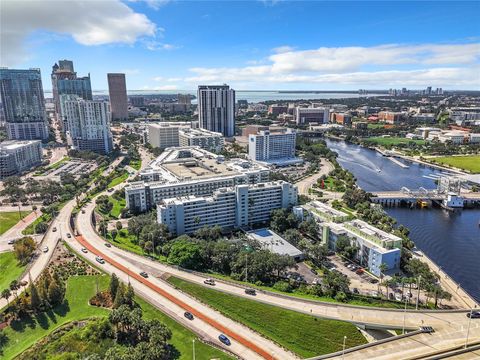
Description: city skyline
xmin=1 ymin=0 xmax=479 ymax=91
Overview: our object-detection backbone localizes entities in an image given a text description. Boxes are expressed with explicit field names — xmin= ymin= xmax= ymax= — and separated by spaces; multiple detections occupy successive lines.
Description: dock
xmin=375 ymin=148 xmax=409 ymax=168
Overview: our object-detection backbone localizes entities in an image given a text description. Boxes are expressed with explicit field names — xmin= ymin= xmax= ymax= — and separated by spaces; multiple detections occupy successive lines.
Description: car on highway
xmin=467 ymin=311 xmax=480 ymax=319
xmin=95 ymin=256 xmax=105 ymax=264
xmin=204 ymin=278 xmax=216 ymax=286
xmin=107 ymin=188 xmax=113 ymax=192
xmin=81 ymin=248 xmax=88 ymax=253
xmin=52 ymin=227 xmax=57 ymax=232
xmin=184 ymin=311 xmax=194 ymax=320
xmin=139 ymin=271 xmax=148 ymax=278
xmin=81 ymin=209 xmax=85 ymax=214
xmin=7 ymin=240 xmax=15 ymax=245
xmin=218 ymin=334 xmax=231 ymax=346
xmin=244 ymin=288 xmax=256 ymax=296
xmin=67 ymin=233 xmax=72 ymax=238
xmin=43 ymin=246 xmax=49 ymax=253
xmin=105 ymin=243 xmax=111 ymax=248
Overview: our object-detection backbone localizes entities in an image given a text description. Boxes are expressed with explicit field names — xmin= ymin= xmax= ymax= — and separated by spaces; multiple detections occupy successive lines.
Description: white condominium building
xmin=157 ymin=181 xmax=298 ymax=235
xmin=60 ymin=95 xmax=113 ymax=154
xmin=126 ymin=147 xmax=270 ymax=212
xmin=148 ymin=122 xmax=190 ymax=150
xmin=0 ymin=140 xmax=42 ymax=179
xmin=248 ymin=128 xmax=296 ymax=162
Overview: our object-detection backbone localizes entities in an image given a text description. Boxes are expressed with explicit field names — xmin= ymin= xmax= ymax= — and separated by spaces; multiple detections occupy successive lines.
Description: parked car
xmin=107 ymin=188 xmax=113 ymax=192
xmin=355 ymin=268 xmax=364 ymax=275
xmin=81 ymin=248 xmax=88 ymax=253
xmin=139 ymin=271 xmax=148 ymax=278
xmin=369 ymin=278 xmax=379 ymax=284
xmin=96 ymin=256 xmax=105 ymax=264
xmin=352 ymin=288 xmax=360 ymax=294
xmin=67 ymin=233 xmax=72 ymax=238
xmin=81 ymin=209 xmax=85 ymax=214
xmin=218 ymin=334 xmax=231 ymax=346
xmin=370 ymin=291 xmax=378 ymax=297
xmin=395 ymin=293 xmax=403 ymax=301
xmin=105 ymin=243 xmax=111 ymax=248
xmin=184 ymin=312 xmax=194 ymax=320
xmin=43 ymin=246 xmax=49 ymax=253
xmin=52 ymin=227 xmax=57 ymax=232
xmin=7 ymin=240 xmax=15 ymax=245
xmin=204 ymin=278 xmax=216 ymax=286
xmin=245 ymin=288 xmax=256 ymax=296
xmin=467 ymin=311 xmax=480 ymax=319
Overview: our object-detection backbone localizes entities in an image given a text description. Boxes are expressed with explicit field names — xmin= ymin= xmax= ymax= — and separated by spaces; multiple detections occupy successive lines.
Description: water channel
xmin=325 ymin=139 xmax=480 ymax=302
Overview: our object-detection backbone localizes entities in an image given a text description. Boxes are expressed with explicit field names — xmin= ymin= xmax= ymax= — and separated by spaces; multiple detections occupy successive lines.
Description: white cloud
xmin=184 ymin=42 xmax=480 ymax=88
xmin=144 ymin=40 xmax=180 ymax=51
xmin=1 ymin=0 xmax=157 ymax=66
xmin=153 ymin=76 xmax=164 ymax=81
xmin=129 ymin=0 xmax=171 ymax=10
xmin=272 ymin=45 xmax=295 ymax=54
xmin=142 ymin=85 xmax=179 ymax=91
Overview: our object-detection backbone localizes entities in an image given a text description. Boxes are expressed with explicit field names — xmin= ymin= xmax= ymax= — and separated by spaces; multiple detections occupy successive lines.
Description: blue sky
xmin=2 ymin=0 xmax=479 ymax=90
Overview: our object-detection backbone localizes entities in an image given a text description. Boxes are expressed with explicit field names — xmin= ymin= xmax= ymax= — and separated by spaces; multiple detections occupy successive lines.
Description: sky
xmin=1 ymin=0 xmax=480 ymax=91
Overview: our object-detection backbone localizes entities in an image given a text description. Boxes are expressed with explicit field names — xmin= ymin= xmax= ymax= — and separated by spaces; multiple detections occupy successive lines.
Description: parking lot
xmin=37 ymin=160 xmax=98 ymax=179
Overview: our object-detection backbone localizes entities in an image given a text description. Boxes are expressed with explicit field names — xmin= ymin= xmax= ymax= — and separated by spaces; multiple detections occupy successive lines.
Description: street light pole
xmin=342 ymin=335 xmax=347 ymax=360
xmin=416 ymin=275 xmax=422 ymax=310
xmin=193 ymin=339 xmax=196 ymax=360
xmin=403 ymin=296 xmax=408 ymax=334
xmin=465 ymin=307 xmax=475 ymax=349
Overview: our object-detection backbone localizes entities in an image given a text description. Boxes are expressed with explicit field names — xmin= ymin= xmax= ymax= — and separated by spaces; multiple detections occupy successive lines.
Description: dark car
xmin=184 ymin=311 xmax=194 ymax=320
xmin=139 ymin=271 xmax=148 ymax=278
xmin=67 ymin=233 xmax=72 ymax=238
xmin=218 ymin=334 xmax=231 ymax=346
xmin=105 ymin=243 xmax=112 ymax=248
xmin=245 ymin=288 xmax=256 ymax=296
xmin=467 ymin=311 xmax=480 ymax=319
xmin=352 ymin=288 xmax=359 ymax=294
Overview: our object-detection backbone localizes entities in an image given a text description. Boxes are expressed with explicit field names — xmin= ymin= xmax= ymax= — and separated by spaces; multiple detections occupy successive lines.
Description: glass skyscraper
xmin=0 ymin=68 xmax=49 ymax=141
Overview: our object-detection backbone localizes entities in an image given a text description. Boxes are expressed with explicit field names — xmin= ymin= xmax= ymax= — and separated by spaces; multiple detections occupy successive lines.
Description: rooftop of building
xmin=247 ymin=228 xmax=303 ymax=258
xmin=139 ymin=146 xmax=268 ymax=183
xmin=303 ymin=201 xmax=351 ymax=222
xmin=179 ymin=128 xmax=223 ymax=138
xmin=0 ymin=140 xmax=41 ymax=151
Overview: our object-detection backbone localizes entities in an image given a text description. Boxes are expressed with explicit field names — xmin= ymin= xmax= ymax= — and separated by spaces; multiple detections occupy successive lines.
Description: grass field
xmin=0 ymin=211 xmax=31 ymax=236
xmin=167 ymin=276 xmax=367 ymax=358
xmin=431 ymin=155 xmax=480 ymax=173
xmin=107 ymin=171 xmax=129 ymax=188
xmin=365 ymin=137 xmax=425 ymax=146
xmin=106 ymin=230 xmax=165 ymax=262
xmin=1 ymin=275 xmax=230 ymax=360
xmin=0 ymin=252 xmax=27 ymax=293
xmin=96 ymin=196 xmax=125 ymax=219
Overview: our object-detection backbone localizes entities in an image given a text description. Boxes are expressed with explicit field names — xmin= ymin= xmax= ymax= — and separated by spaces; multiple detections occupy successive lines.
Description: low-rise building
xmin=295 ymin=107 xmax=330 ymax=125
xmin=303 ymin=201 xmax=402 ymax=276
xmin=332 ymin=113 xmax=352 ymax=126
xmin=247 ymin=228 xmax=304 ymax=261
xmin=268 ymin=104 xmax=288 ymax=116
xmin=0 ymin=140 xmax=42 ymax=179
xmin=469 ymin=133 xmax=480 ymax=143
xmin=378 ymin=111 xmax=404 ymax=124
xmin=157 ymin=181 xmax=297 ymax=235
xmin=179 ymin=128 xmax=224 ymax=152
xmin=147 ymin=122 xmax=190 ymax=150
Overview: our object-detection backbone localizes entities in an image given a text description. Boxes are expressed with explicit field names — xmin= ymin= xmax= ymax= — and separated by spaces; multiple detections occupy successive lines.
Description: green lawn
xmin=167 ymin=276 xmax=367 ymax=358
xmin=0 ymin=211 xmax=31 ymax=235
xmin=431 ymin=155 xmax=480 ymax=173
xmin=106 ymin=230 xmax=165 ymax=262
xmin=365 ymin=137 xmax=425 ymax=146
xmin=129 ymin=159 xmax=141 ymax=171
xmin=0 ymin=252 xmax=27 ymax=293
xmin=107 ymin=171 xmax=129 ymax=188
xmin=96 ymin=196 xmax=126 ymax=219
xmin=2 ymin=275 xmax=230 ymax=360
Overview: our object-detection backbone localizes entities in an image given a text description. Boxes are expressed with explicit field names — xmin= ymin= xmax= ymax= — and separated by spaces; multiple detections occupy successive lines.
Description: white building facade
xmin=248 ymin=129 xmax=296 ymax=162
xmin=157 ymin=181 xmax=297 ymax=235
xmin=61 ymin=95 xmax=113 ymax=154
xmin=295 ymin=107 xmax=330 ymax=125
xmin=0 ymin=140 xmax=42 ymax=179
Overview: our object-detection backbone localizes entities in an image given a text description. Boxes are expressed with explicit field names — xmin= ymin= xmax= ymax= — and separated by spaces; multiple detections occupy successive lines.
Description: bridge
xmin=371 ymin=189 xmax=480 ymax=206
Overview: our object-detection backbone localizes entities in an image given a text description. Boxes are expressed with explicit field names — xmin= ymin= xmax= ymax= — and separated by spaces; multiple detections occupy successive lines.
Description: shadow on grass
xmin=9 ymin=300 xmax=71 ymax=332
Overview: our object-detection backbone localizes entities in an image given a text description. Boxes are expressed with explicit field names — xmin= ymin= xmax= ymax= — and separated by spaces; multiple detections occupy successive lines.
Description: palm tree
xmin=9 ymin=280 xmax=19 ymax=300
xmin=2 ymin=288 xmax=11 ymax=308
xmin=378 ymin=263 xmax=388 ymax=297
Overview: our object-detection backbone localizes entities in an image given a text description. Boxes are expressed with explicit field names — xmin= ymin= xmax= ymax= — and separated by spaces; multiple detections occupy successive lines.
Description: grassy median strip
xmin=2 ymin=275 xmax=231 ymax=360
xmin=167 ymin=276 xmax=367 ymax=358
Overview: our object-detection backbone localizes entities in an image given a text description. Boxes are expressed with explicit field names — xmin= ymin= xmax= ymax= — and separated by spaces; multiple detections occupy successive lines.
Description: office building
xmin=147 ymin=122 xmax=190 ymax=149
xmin=248 ymin=128 xmax=297 ymax=164
xmin=177 ymin=94 xmax=191 ymax=105
xmin=295 ymin=107 xmax=329 ymax=125
xmin=0 ymin=140 xmax=42 ymax=179
xmin=60 ymin=95 xmax=113 ymax=154
xmin=378 ymin=111 xmax=404 ymax=124
xmin=126 ymin=146 xmax=270 ymax=212
xmin=332 ymin=113 xmax=352 ymax=126
xmin=51 ymin=60 xmax=92 ymax=131
xmin=302 ymin=201 xmax=402 ymax=276
xmin=179 ymin=128 xmax=224 ymax=152
xmin=107 ymin=73 xmax=129 ymax=121
xmin=268 ymin=104 xmax=288 ymax=116
xmin=0 ymin=68 xmax=49 ymax=141
xmin=197 ymin=85 xmax=235 ymax=137
xmin=158 ymin=181 xmax=297 ymax=235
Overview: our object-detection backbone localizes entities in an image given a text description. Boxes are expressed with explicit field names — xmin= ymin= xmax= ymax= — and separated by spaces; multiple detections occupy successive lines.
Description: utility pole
xmin=403 ymin=295 xmax=408 ymax=334
xmin=416 ymin=275 xmax=422 ymax=310
xmin=245 ymin=252 xmax=248 ymax=282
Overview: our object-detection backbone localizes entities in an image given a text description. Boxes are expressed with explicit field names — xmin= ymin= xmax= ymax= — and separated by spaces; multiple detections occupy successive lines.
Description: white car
xmin=395 ymin=293 xmax=403 ymax=301
xmin=43 ymin=246 xmax=49 ymax=253
xmin=81 ymin=248 xmax=88 ymax=253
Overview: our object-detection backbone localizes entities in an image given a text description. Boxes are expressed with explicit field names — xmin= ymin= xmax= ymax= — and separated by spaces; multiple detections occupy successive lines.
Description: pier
xmin=375 ymin=147 xmax=410 ymax=168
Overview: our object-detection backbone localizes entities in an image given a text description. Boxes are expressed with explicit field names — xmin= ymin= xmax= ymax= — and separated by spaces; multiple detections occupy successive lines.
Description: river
xmin=326 ymin=139 xmax=480 ymax=303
